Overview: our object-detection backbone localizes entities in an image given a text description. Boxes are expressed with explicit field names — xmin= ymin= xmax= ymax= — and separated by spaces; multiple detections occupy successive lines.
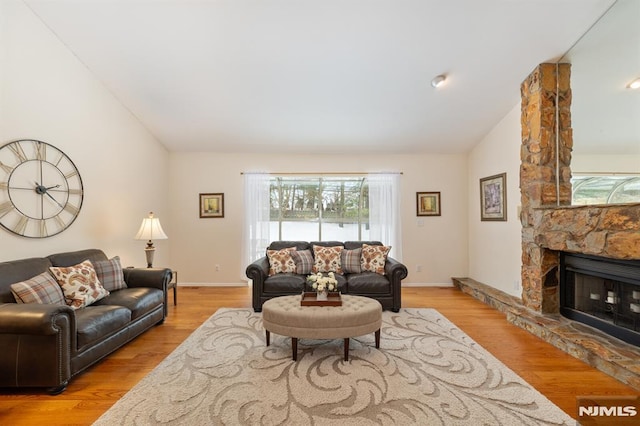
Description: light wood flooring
xmin=0 ymin=286 xmax=638 ymax=425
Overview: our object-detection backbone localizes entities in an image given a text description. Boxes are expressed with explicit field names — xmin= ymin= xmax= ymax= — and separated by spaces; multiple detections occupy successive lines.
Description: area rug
xmin=94 ymin=308 xmax=573 ymax=425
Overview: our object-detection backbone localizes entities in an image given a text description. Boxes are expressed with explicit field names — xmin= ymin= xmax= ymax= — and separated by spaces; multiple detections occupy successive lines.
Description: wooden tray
xmin=301 ymin=292 xmax=342 ymax=306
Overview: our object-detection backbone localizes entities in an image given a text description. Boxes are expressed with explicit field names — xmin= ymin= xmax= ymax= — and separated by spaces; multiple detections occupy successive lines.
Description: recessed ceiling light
xmin=431 ymin=74 xmax=446 ymax=88
xmin=627 ymin=78 xmax=640 ymax=89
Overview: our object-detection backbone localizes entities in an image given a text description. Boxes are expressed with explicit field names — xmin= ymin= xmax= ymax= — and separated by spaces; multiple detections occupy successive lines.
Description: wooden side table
xmin=167 ymin=270 xmax=178 ymax=305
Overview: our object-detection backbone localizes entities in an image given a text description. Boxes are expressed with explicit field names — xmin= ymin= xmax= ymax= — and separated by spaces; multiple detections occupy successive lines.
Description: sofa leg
xmin=47 ymin=383 xmax=67 ymax=395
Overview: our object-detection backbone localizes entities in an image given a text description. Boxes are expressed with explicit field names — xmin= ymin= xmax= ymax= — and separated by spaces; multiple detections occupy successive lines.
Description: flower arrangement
xmin=307 ymin=272 xmax=338 ymax=293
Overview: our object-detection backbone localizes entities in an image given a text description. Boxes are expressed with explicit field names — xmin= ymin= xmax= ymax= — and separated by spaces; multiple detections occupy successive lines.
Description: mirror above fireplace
xmin=559 ymin=0 xmax=640 ymax=198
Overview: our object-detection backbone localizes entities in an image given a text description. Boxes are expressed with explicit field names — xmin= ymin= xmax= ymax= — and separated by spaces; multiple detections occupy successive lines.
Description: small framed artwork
xmin=416 ymin=192 xmax=441 ymax=216
xmin=199 ymin=193 xmax=224 ymax=218
xmin=480 ymin=173 xmax=507 ymax=221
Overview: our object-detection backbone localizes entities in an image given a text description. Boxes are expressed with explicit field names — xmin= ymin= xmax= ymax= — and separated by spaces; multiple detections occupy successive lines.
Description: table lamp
xmin=134 ymin=212 xmax=168 ymax=267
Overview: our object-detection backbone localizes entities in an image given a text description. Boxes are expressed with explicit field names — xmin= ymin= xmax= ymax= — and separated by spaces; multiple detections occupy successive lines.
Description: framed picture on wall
xmin=199 ymin=193 xmax=224 ymax=218
xmin=416 ymin=192 xmax=441 ymax=216
xmin=480 ymin=173 xmax=507 ymax=221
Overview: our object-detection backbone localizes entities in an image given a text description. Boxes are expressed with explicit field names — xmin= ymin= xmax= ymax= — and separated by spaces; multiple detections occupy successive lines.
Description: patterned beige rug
xmin=94 ymin=308 xmax=573 ymax=425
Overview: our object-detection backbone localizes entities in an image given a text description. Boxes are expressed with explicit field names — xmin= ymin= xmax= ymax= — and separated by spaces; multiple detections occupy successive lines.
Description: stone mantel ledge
xmin=531 ymin=203 xmax=640 ymax=259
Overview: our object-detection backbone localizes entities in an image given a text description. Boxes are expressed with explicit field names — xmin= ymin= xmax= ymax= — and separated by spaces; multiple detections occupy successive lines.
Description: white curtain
xmin=242 ymin=173 xmax=271 ymax=279
xmin=368 ymin=173 xmax=402 ymax=261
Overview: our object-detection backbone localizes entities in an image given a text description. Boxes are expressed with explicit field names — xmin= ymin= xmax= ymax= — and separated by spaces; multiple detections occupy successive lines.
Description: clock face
xmin=0 ymin=140 xmax=83 ymax=238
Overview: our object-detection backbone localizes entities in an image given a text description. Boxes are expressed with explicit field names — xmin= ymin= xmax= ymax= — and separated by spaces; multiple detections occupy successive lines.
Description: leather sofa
xmin=0 ymin=249 xmax=171 ymax=394
xmin=246 ymin=241 xmax=407 ymax=313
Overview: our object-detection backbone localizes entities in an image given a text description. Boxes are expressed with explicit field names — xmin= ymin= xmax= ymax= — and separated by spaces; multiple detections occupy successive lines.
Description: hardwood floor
xmin=1 ymin=286 xmax=638 ymax=425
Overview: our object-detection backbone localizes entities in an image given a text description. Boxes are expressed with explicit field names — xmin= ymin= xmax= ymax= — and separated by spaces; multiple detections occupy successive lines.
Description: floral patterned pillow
xmin=312 ymin=245 xmax=344 ymax=274
xmin=360 ymin=244 xmax=391 ymax=275
xmin=49 ymin=260 xmax=110 ymax=309
xmin=267 ymin=247 xmax=297 ymax=276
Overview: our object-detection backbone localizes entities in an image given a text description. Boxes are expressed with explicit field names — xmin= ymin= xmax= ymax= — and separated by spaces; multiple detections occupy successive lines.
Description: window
xmin=243 ymin=172 xmax=402 ymax=271
xmin=269 ymin=176 xmax=369 ymax=241
xmin=572 ymin=175 xmax=640 ymax=205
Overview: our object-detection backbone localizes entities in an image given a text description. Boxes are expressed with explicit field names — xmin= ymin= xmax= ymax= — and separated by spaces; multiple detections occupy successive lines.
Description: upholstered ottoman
xmin=262 ymin=294 xmax=382 ymax=361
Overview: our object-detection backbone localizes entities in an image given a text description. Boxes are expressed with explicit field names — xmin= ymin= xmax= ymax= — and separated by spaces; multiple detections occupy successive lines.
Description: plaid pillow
xmin=92 ymin=256 xmax=127 ymax=291
xmin=290 ymin=249 xmax=314 ymax=275
xmin=361 ymin=244 xmax=391 ymax=275
xmin=50 ymin=260 xmax=110 ymax=309
xmin=341 ymin=248 xmax=362 ymax=274
xmin=11 ymin=271 xmax=66 ymax=305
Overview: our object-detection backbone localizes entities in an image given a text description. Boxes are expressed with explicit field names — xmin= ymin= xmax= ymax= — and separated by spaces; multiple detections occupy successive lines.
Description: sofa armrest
xmin=123 ymin=267 xmax=172 ymax=291
xmin=0 ymin=303 xmax=74 ymax=335
xmin=385 ymin=257 xmax=408 ymax=312
xmin=0 ymin=303 xmax=74 ymax=391
xmin=246 ymin=257 xmax=269 ymax=312
xmin=385 ymin=257 xmax=408 ymax=282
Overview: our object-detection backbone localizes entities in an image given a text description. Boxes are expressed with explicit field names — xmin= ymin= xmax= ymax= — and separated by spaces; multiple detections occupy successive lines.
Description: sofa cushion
xmin=264 ymin=274 xmax=306 ymax=293
xmin=10 ymin=271 xmax=66 ymax=305
xmin=267 ymin=247 xmax=297 ymax=275
xmin=341 ymin=248 xmax=362 ymax=274
xmin=312 ymin=245 xmax=344 ymax=274
xmin=49 ymin=260 xmax=110 ymax=309
xmin=290 ymin=249 xmax=314 ymax=275
xmin=347 ymin=272 xmax=390 ymax=293
xmin=92 ymin=287 xmax=163 ymax=320
xmin=91 ymin=256 xmax=127 ymax=291
xmin=75 ymin=305 xmax=131 ymax=350
xmin=361 ymin=244 xmax=391 ymax=275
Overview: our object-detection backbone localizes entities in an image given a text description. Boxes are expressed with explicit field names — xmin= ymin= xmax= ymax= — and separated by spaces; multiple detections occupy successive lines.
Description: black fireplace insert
xmin=560 ymin=252 xmax=640 ymax=347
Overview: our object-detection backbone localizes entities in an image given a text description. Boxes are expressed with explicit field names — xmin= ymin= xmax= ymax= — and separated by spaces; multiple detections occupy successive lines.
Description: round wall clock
xmin=0 ymin=139 xmax=84 ymax=238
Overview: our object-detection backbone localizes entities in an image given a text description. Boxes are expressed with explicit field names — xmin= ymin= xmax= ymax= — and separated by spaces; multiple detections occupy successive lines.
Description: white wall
xmin=468 ymin=104 xmax=523 ymax=297
xmin=0 ymin=0 xmax=170 ymax=266
xmin=572 ymin=154 xmax=640 ymax=174
xmin=168 ymin=152 xmax=468 ymax=285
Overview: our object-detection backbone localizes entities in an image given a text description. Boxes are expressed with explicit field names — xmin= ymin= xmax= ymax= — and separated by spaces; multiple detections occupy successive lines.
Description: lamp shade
xmin=135 ymin=212 xmax=168 ymax=241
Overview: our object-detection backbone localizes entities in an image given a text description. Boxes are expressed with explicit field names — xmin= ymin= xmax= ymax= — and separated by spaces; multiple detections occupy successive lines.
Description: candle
xmin=631 ymin=303 xmax=640 ymax=313
xmin=590 ymin=293 xmax=600 ymax=300
xmin=633 ymin=291 xmax=640 ymax=300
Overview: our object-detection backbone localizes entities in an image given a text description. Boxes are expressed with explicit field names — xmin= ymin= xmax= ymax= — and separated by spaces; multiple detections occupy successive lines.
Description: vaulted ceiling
xmin=24 ymin=0 xmax=616 ymax=154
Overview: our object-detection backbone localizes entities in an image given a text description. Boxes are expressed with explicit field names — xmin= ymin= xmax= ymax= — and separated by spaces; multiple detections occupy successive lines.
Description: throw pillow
xmin=267 ymin=247 xmax=297 ymax=276
xmin=361 ymin=244 xmax=391 ymax=275
xmin=341 ymin=248 xmax=362 ymax=274
xmin=312 ymin=245 xmax=343 ymax=274
xmin=10 ymin=271 xmax=66 ymax=305
xmin=290 ymin=249 xmax=314 ymax=275
xmin=92 ymin=256 xmax=127 ymax=291
xmin=49 ymin=260 xmax=110 ymax=309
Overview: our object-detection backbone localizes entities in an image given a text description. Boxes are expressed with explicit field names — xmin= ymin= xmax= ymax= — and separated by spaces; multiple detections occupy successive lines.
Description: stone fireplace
xmin=454 ymin=63 xmax=640 ymax=389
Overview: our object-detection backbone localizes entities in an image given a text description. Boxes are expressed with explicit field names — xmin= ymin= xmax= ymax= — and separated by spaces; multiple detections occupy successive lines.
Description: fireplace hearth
xmin=560 ymin=253 xmax=640 ymax=347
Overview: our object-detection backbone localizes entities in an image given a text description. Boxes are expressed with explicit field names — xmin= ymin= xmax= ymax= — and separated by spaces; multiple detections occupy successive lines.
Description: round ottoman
xmin=262 ymin=294 xmax=382 ymax=361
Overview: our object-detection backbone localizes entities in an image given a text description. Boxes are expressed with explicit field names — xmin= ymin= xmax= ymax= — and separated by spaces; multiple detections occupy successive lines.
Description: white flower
xmin=307 ymin=272 xmax=338 ymax=293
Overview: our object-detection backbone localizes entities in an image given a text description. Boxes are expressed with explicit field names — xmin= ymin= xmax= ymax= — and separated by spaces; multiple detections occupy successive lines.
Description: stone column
xmin=520 ymin=63 xmax=572 ymax=313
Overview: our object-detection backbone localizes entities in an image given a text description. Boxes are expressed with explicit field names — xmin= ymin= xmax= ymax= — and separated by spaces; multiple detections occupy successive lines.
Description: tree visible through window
xmin=269 ymin=176 xmax=369 ymax=241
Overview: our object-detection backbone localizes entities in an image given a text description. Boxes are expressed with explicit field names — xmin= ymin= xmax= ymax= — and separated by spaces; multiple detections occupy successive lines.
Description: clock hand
xmin=44 ymin=192 xmax=65 ymax=209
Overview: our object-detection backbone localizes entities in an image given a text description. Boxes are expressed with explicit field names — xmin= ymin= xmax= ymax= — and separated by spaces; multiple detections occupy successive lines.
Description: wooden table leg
xmin=375 ymin=329 xmax=380 ymax=348
xmin=292 ymin=337 xmax=298 ymax=361
xmin=344 ymin=338 xmax=350 ymax=361
xmin=265 ymin=330 xmax=270 ymax=346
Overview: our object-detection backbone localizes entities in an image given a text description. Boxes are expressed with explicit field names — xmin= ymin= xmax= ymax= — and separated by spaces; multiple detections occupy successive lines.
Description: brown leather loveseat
xmin=0 ymin=249 xmax=171 ymax=394
xmin=246 ymin=241 xmax=407 ymax=313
